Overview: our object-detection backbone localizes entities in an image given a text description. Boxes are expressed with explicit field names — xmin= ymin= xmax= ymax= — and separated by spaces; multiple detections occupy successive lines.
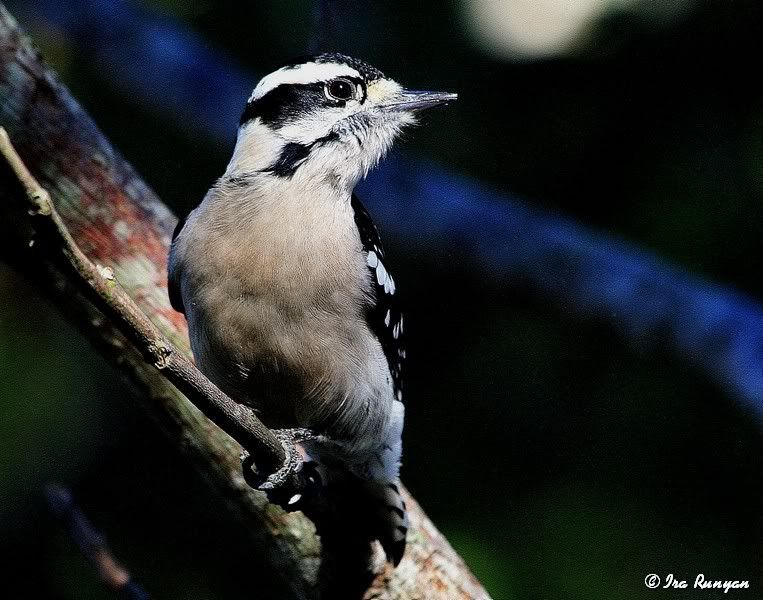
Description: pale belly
xmin=186 ymin=270 xmax=395 ymax=456
xmin=174 ymin=183 xmax=400 ymax=471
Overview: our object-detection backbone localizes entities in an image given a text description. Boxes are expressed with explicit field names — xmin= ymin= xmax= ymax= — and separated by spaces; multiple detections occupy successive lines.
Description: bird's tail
xmin=360 ymin=478 xmax=409 ymax=566
xmin=310 ymin=468 xmax=409 ymax=567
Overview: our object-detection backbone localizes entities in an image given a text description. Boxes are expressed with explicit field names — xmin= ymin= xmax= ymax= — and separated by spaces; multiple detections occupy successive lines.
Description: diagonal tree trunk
xmin=0 ymin=4 xmax=489 ymax=599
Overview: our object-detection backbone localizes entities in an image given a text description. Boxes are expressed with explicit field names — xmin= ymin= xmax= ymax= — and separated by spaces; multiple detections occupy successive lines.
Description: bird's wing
xmin=167 ymin=215 xmax=186 ymax=314
xmin=351 ymin=194 xmax=405 ymax=402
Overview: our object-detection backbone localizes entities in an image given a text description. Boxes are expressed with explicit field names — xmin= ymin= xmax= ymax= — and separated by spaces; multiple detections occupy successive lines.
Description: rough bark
xmin=0 ymin=5 xmax=490 ymax=599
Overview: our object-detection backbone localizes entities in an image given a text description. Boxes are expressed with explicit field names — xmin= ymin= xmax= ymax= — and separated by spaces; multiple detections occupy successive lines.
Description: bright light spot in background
xmin=461 ymin=0 xmax=693 ymax=59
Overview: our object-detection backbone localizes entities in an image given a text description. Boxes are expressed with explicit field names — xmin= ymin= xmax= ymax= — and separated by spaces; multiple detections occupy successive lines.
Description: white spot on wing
xmin=376 ymin=261 xmax=387 ymax=287
xmin=367 ymin=250 xmax=378 ymax=268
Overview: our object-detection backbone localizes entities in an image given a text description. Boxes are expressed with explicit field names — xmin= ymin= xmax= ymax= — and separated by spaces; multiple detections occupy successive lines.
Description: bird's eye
xmin=326 ymin=78 xmax=356 ymax=101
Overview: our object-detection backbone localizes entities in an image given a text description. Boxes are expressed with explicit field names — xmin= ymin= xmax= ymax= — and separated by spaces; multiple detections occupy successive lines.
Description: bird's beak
xmin=381 ymin=89 xmax=458 ymax=112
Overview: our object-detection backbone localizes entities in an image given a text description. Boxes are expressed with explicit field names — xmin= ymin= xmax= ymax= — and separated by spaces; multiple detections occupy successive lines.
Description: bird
xmin=168 ymin=53 xmax=456 ymax=566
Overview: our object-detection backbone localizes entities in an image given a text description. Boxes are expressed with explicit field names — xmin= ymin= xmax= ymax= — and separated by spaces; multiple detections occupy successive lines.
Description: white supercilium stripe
xmin=249 ymin=62 xmax=362 ymax=102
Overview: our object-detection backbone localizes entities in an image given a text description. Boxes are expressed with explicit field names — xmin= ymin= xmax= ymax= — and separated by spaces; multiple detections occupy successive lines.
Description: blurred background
xmin=0 ymin=0 xmax=761 ymax=598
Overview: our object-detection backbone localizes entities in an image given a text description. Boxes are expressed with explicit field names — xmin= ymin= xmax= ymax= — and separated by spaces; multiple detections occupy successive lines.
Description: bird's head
xmin=226 ymin=53 xmax=456 ymax=189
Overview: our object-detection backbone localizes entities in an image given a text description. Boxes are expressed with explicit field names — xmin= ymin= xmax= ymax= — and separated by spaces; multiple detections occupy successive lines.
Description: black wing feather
xmin=351 ymin=194 xmax=405 ymax=403
xmin=168 ymin=215 xmax=186 ymax=314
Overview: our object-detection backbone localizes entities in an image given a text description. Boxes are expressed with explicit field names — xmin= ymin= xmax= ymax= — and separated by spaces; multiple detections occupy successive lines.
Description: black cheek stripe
xmin=264 ymin=142 xmax=312 ymax=178
xmin=262 ymin=131 xmax=340 ymax=178
xmin=240 ymin=82 xmax=325 ymax=127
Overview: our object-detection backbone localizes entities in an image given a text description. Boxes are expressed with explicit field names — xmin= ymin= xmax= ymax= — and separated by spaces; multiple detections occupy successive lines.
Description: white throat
xmin=224 ymin=118 xmax=396 ymax=193
xmin=224 ymin=121 xmax=284 ymax=176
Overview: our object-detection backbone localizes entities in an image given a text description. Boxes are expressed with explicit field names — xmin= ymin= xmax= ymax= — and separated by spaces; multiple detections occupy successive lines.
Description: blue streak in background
xmin=363 ymin=159 xmax=763 ymax=420
xmin=18 ymin=0 xmax=253 ymax=142
xmin=17 ymin=0 xmax=763 ymax=422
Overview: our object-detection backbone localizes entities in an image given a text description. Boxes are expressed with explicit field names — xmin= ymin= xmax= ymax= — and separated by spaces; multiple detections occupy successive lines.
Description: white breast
xmin=171 ymin=177 xmax=396 ymax=456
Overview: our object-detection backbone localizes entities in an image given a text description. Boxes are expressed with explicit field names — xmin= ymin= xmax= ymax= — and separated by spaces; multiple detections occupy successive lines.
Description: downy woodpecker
xmin=168 ymin=53 xmax=456 ymax=566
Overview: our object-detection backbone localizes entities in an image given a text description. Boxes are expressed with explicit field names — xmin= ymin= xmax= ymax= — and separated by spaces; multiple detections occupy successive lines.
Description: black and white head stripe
xmin=304 ymin=53 xmax=385 ymax=82
xmin=240 ymin=54 xmax=385 ymax=127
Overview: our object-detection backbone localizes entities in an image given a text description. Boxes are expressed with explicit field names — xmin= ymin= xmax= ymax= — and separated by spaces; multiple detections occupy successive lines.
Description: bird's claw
xmin=240 ymin=428 xmax=323 ymax=512
xmin=267 ymin=460 xmax=322 ymax=512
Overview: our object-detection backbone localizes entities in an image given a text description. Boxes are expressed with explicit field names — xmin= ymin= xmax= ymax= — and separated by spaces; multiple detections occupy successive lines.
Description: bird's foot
xmin=240 ymin=428 xmax=323 ymax=512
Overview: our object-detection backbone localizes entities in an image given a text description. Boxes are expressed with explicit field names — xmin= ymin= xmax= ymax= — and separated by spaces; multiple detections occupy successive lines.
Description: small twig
xmin=0 ymin=127 xmax=288 ymax=480
xmin=45 ymin=484 xmax=149 ymax=600
xmin=309 ymin=0 xmax=339 ymax=53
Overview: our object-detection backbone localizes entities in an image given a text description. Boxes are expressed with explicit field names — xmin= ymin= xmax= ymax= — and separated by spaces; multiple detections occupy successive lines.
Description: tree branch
xmin=0 ymin=5 xmax=490 ymax=599
xmin=45 ymin=484 xmax=150 ymax=600
xmin=0 ymin=125 xmax=287 ymax=477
